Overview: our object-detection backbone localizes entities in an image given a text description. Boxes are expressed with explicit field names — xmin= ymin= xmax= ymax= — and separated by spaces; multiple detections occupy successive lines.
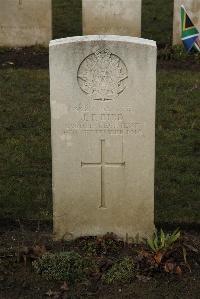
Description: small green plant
xmin=102 ymin=257 xmax=135 ymax=285
xmin=81 ymin=239 xmax=99 ymax=256
xmin=33 ymin=251 xmax=88 ymax=283
xmin=147 ymin=228 xmax=181 ymax=253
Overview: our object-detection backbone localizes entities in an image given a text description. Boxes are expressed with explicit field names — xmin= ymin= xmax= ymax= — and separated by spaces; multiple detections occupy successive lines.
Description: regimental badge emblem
xmin=77 ymin=48 xmax=128 ymax=101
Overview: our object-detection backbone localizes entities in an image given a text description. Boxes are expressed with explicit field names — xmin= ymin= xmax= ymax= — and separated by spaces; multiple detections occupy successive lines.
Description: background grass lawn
xmin=53 ymin=0 xmax=173 ymax=46
xmin=0 ymin=69 xmax=199 ymax=225
xmin=0 ymin=0 xmax=199 ymax=227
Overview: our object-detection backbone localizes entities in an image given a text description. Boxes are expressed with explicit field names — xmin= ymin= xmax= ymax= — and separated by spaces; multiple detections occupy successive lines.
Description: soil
xmin=0 ymin=48 xmax=48 ymax=69
xmin=0 ymin=47 xmax=200 ymax=71
xmin=0 ymin=224 xmax=200 ymax=299
xmin=158 ymin=60 xmax=200 ymax=71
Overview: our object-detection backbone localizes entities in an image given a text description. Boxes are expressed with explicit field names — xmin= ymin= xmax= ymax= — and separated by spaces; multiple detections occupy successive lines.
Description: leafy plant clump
xmin=147 ymin=228 xmax=180 ymax=253
xmin=102 ymin=257 xmax=135 ymax=285
xmin=137 ymin=229 xmax=190 ymax=274
xmin=33 ymin=251 xmax=89 ymax=283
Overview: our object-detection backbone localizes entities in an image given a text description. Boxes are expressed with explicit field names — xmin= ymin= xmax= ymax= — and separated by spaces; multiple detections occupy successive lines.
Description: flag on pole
xmin=181 ymin=5 xmax=200 ymax=52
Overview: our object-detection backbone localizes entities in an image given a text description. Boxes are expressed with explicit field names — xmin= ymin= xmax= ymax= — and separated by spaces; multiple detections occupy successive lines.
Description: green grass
xmin=0 ymin=69 xmax=52 ymax=220
xmin=0 ymin=69 xmax=199 ymax=224
xmin=142 ymin=0 xmax=173 ymax=45
xmin=52 ymin=0 xmax=82 ymax=39
xmin=156 ymin=70 xmax=200 ymax=224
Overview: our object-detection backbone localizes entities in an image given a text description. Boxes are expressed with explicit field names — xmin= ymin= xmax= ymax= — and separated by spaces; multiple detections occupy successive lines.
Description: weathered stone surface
xmin=82 ymin=0 xmax=142 ymax=36
xmin=0 ymin=0 xmax=52 ymax=47
xmin=173 ymin=0 xmax=200 ymax=45
xmin=50 ymin=36 xmax=156 ymax=241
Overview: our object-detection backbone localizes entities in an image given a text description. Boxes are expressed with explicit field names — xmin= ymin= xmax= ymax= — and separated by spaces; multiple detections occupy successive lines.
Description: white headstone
xmin=82 ymin=0 xmax=142 ymax=37
xmin=0 ymin=0 xmax=52 ymax=47
xmin=50 ymin=35 xmax=156 ymax=241
xmin=173 ymin=0 xmax=200 ymax=45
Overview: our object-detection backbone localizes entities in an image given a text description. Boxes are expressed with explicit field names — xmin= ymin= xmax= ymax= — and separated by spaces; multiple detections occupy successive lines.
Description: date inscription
xmin=64 ymin=113 xmax=144 ymax=136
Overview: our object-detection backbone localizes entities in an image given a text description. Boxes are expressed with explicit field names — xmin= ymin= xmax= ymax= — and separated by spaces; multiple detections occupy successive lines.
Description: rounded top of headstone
xmin=49 ymin=35 xmax=156 ymax=48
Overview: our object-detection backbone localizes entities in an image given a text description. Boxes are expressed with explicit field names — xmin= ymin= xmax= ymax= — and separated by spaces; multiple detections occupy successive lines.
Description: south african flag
xmin=181 ymin=5 xmax=200 ymax=52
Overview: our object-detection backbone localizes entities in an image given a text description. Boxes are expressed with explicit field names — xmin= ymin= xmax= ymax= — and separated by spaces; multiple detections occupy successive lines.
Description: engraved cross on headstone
xmin=81 ymin=139 xmax=125 ymax=208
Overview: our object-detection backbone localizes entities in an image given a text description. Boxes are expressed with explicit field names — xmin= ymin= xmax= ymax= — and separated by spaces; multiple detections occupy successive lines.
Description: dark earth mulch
xmin=0 ymin=47 xmax=200 ymax=71
xmin=158 ymin=60 xmax=200 ymax=71
xmin=0 ymin=48 xmax=49 ymax=69
xmin=0 ymin=224 xmax=200 ymax=299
